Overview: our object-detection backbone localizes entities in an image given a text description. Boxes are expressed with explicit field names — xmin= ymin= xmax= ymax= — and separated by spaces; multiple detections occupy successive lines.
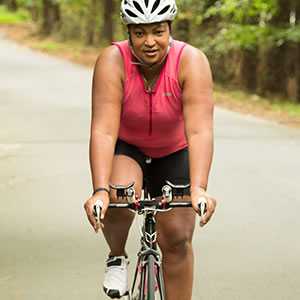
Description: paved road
xmin=1 ymin=33 xmax=300 ymax=300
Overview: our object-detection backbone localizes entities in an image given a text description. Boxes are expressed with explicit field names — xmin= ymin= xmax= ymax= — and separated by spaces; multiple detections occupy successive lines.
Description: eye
xmin=155 ymin=30 xmax=164 ymax=36
xmin=135 ymin=31 xmax=144 ymax=38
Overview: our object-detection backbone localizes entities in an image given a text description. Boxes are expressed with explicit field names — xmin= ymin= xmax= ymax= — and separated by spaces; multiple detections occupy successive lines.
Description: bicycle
xmin=93 ymin=181 xmax=207 ymax=300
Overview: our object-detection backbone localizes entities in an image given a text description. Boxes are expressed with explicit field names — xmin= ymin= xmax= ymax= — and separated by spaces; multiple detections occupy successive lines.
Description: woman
xmin=84 ymin=0 xmax=217 ymax=299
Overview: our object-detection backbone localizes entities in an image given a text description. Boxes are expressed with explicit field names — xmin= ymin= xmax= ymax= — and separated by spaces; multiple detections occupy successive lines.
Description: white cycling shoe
xmin=103 ymin=255 xmax=129 ymax=299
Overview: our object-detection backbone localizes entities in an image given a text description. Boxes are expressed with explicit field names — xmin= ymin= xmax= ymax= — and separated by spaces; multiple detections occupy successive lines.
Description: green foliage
xmin=176 ymin=0 xmax=204 ymax=25
xmin=272 ymin=25 xmax=300 ymax=44
xmin=0 ymin=4 xmax=30 ymax=24
xmin=204 ymin=0 xmax=276 ymax=23
xmin=202 ymin=24 xmax=263 ymax=53
xmin=191 ymin=0 xmax=300 ymax=56
xmin=58 ymin=0 xmax=91 ymax=40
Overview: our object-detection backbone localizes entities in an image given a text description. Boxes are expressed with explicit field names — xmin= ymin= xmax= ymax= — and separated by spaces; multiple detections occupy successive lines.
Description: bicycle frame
xmin=93 ymin=181 xmax=206 ymax=300
xmin=130 ymin=208 xmax=166 ymax=300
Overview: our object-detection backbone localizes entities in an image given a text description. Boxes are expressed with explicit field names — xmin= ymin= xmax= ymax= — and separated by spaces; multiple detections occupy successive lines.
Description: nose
xmin=144 ymin=34 xmax=155 ymax=48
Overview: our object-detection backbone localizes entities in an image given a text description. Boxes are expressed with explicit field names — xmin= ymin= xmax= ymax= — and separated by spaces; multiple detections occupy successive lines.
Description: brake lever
xmin=197 ymin=197 xmax=207 ymax=221
xmin=93 ymin=199 xmax=104 ymax=224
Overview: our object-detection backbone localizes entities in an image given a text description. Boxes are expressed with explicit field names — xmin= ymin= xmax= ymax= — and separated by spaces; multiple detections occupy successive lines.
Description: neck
xmin=139 ymin=63 xmax=164 ymax=80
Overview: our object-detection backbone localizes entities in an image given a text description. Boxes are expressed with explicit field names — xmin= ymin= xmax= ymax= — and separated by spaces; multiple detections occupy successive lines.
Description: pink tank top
xmin=113 ymin=40 xmax=187 ymax=158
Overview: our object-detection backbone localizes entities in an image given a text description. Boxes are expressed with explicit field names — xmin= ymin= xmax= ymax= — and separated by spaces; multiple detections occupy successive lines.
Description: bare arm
xmin=180 ymin=45 xmax=214 ymax=191
xmin=85 ymin=46 xmax=124 ymax=231
xmin=90 ymin=45 xmax=124 ymax=191
xmin=180 ymin=45 xmax=216 ymax=225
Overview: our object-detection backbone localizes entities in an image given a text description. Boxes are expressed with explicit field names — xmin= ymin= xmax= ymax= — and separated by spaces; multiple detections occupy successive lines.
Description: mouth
xmin=144 ymin=49 xmax=159 ymax=57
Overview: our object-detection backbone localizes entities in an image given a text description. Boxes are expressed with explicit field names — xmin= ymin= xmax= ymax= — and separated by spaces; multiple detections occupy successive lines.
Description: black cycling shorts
xmin=114 ymin=139 xmax=190 ymax=198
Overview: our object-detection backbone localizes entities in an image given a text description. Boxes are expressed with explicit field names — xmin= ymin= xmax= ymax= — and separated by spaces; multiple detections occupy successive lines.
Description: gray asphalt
xmin=1 ymin=33 xmax=300 ymax=300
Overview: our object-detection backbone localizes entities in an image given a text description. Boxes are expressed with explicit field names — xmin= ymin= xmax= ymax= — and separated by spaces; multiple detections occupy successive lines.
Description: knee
xmin=159 ymin=234 xmax=193 ymax=259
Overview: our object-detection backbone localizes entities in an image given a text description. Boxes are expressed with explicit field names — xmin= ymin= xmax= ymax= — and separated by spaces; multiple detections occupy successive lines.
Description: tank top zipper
xmin=146 ymin=88 xmax=153 ymax=136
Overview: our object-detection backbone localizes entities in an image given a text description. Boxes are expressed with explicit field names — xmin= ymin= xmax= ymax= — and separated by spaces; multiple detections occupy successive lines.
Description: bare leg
xmin=156 ymin=205 xmax=196 ymax=300
xmin=102 ymin=155 xmax=143 ymax=256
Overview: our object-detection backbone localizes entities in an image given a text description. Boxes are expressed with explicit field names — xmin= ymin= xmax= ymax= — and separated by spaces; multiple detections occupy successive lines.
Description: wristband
xmin=93 ymin=187 xmax=110 ymax=196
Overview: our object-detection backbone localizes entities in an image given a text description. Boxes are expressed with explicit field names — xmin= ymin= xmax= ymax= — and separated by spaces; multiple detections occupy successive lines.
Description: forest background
xmin=1 ymin=0 xmax=300 ymax=124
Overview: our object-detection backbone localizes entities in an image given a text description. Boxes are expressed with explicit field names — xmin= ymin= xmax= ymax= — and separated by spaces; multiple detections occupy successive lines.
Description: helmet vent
xmin=125 ymin=9 xmax=138 ymax=17
xmin=158 ymin=5 xmax=170 ymax=15
xmin=151 ymin=0 xmax=160 ymax=13
xmin=144 ymin=0 xmax=149 ymax=8
xmin=133 ymin=1 xmax=144 ymax=14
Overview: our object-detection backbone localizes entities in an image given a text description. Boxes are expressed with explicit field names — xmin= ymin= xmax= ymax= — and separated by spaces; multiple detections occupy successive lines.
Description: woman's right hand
xmin=84 ymin=191 xmax=110 ymax=233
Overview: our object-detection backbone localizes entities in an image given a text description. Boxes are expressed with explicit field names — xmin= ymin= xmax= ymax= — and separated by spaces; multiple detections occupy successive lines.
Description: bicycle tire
xmin=156 ymin=265 xmax=166 ymax=300
xmin=146 ymin=255 xmax=156 ymax=300
xmin=139 ymin=264 xmax=146 ymax=300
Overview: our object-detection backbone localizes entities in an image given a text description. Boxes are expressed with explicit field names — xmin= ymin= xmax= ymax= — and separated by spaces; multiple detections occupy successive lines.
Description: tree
xmin=85 ymin=0 xmax=98 ymax=45
xmin=3 ymin=0 xmax=18 ymax=11
xmin=295 ymin=0 xmax=300 ymax=102
xmin=41 ymin=0 xmax=61 ymax=35
xmin=258 ymin=0 xmax=291 ymax=96
xmin=102 ymin=0 xmax=115 ymax=43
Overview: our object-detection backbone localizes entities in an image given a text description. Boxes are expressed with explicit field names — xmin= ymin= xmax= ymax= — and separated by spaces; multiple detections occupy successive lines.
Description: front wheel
xmin=146 ymin=255 xmax=156 ymax=300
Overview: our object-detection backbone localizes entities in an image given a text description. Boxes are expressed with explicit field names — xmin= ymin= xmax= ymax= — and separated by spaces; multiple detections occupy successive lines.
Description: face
xmin=129 ymin=22 xmax=170 ymax=65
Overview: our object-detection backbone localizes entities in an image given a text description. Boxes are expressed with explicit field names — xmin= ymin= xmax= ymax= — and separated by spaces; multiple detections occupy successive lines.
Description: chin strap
xmin=129 ymin=37 xmax=173 ymax=69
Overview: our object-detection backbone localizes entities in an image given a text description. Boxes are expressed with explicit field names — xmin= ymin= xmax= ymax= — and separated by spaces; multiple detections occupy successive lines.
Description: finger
xmin=161 ymin=196 xmax=167 ymax=204
xmin=88 ymin=211 xmax=98 ymax=231
xmin=100 ymin=204 xmax=108 ymax=221
xmin=200 ymin=199 xmax=215 ymax=226
xmin=85 ymin=205 xmax=98 ymax=231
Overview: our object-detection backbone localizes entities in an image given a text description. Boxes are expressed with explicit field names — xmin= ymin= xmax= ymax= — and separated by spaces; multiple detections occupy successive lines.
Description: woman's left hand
xmin=191 ymin=187 xmax=217 ymax=227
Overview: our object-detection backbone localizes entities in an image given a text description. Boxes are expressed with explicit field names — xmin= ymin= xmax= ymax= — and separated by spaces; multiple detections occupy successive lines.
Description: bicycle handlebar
xmin=92 ymin=181 xmax=208 ymax=224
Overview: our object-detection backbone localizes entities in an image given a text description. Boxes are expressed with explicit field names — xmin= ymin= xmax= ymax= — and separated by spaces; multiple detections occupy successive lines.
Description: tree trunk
xmin=257 ymin=0 xmax=291 ymax=97
xmin=6 ymin=0 xmax=18 ymax=11
xmin=239 ymin=14 xmax=259 ymax=92
xmin=41 ymin=0 xmax=61 ymax=35
xmin=102 ymin=0 xmax=115 ymax=44
xmin=239 ymin=49 xmax=258 ymax=91
xmin=174 ymin=18 xmax=190 ymax=42
xmin=296 ymin=0 xmax=300 ymax=102
xmin=30 ymin=3 xmax=39 ymax=22
xmin=296 ymin=45 xmax=300 ymax=102
xmin=86 ymin=0 xmax=98 ymax=45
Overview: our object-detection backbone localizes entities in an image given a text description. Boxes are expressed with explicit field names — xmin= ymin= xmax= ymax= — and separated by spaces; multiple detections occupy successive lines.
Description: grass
xmin=32 ymin=40 xmax=63 ymax=52
xmin=214 ymin=85 xmax=300 ymax=121
xmin=0 ymin=5 xmax=30 ymax=25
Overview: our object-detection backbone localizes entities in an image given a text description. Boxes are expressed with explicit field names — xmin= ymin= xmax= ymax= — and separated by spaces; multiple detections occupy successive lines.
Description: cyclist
xmin=84 ymin=0 xmax=217 ymax=299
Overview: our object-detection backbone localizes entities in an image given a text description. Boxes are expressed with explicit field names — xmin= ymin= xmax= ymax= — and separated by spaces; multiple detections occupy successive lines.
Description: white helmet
xmin=121 ymin=0 xmax=177 ymax=25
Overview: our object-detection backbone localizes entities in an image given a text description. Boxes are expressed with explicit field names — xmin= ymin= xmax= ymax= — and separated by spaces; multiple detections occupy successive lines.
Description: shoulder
xmin=178 ymin=44 xmax=212 ymax=86
xmin=94 ymin=45 xmax=125 ymax=82
xmin=181 ymin=44 xmax=210 ymax=67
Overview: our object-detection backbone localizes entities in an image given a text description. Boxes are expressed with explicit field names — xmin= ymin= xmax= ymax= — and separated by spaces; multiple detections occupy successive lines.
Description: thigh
xmin=149 ymin=148 xmax=194 ymax=247
xmin=148 ymin=148 xmax=190 ymax=198
xmin=110 ymin=139 xmax=146 ymax=200
xmin=110 ymin=154 xmax=143 ymax=200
